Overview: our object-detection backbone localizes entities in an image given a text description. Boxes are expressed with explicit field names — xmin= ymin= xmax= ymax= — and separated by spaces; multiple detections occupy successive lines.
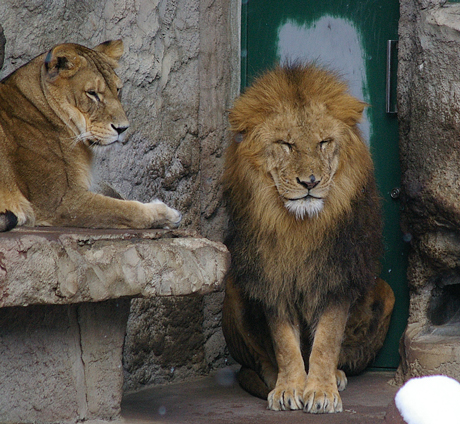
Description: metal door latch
xmin=386 ymin=40 xmax=398 ymax=115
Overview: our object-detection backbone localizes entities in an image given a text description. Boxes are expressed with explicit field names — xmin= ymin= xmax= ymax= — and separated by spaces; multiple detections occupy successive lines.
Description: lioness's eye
xmin=87 ymin=90 xmax=100 ymax=102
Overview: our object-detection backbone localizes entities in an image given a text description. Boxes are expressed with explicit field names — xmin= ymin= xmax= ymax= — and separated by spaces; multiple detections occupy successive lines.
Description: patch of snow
xmin=395 ymin=375 xmax=460 ymax=424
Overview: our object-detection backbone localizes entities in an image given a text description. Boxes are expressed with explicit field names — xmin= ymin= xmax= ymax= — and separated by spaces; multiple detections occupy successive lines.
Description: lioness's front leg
xmin=52 ymin=191 xmax=181 ymax=229
xmin=303 ymin=302 xmax=350 ymax=414
xmin=0 ymin=142 xmax=35 ymax=231
xmin=267 ymin=316 xmax=307 ymax=411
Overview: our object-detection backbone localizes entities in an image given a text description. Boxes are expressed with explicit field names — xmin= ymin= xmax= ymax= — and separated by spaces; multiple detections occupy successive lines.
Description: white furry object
xmin=395 ymin=375 xmax=460 ymax=424
xmin=285 ymin=197 xmax=324 ymax=219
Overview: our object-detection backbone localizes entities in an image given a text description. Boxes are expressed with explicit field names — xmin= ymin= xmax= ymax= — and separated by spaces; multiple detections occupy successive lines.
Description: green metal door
xmin=242 ymin=0 xmax=407 ymax=369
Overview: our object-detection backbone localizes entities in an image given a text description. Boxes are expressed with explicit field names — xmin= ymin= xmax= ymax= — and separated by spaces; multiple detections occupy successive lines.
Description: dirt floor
xmin=121 ymin=367 xmax=398 ymax=424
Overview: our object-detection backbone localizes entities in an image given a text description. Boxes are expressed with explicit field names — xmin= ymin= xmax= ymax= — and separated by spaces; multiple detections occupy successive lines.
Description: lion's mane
xmin=223 ymin=64 xmax=383 ymax=321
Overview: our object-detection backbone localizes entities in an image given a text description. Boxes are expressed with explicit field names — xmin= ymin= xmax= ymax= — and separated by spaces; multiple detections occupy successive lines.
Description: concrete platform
xmin=122 ymin=368 xmax=398 ymax=424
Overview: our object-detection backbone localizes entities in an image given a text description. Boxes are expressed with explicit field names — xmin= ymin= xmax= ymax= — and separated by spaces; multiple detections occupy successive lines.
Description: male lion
xmin=0 ymin=40 xmax=181 ymax=232
xmin=222 ymin=64 xmax=395 ymax=414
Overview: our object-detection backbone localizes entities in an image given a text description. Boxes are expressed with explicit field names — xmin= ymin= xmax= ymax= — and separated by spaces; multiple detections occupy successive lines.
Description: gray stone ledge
xmin=396 ymin=323 xmax=460 ymax=384
xmin=0 ymin=227 xmax=230 ymax=308
xmin=0 ymin=227 xmax=229 ymax=424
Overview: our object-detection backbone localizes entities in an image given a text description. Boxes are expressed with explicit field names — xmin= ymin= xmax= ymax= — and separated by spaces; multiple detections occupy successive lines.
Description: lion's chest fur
xmin=225 ymin=175 xmax=382 ymax=322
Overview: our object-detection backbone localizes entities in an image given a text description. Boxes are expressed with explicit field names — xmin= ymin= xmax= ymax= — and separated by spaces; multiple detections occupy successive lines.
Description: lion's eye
xmin=278 ymin=140 xmax=293 ymax=153
xmin=319 ymin=138 xmax=332 ymax=150
xmin=87 ymin=90 xmax=100 ymax=102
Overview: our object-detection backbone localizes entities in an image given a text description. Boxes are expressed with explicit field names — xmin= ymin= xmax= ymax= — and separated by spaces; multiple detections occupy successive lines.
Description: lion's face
xmin=260 ymin=103 xmax=344 ymax=219
xmin=41 ymin=40 xmax=129 ymax=147
xmin=226 ymin=64 xmax=371 ymax=223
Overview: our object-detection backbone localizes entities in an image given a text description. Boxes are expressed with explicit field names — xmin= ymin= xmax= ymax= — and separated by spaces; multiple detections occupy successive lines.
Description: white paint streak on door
xmin=277 ymin=16 xmax=371 ymax=144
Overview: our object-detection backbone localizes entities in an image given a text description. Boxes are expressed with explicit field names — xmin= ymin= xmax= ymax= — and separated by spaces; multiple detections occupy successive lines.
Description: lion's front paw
xmin=147 ymin=200 xmax=182 ymax=229
xmin=303 ymin=384 xmax=342 ymax=414
xmin=268 ymin=384 xmax=305 ymax=411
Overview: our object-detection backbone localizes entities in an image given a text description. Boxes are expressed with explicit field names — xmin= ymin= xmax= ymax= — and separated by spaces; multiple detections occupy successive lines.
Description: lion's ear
xmin=329 ymin=96 xmax=368 ymax=127
xmin=93 ymin=40 xmax=124 ymax=62
xmin=44 ymin=45 xmax=86 ymax=80
xmin=229 ymin=102 xmax=257 ymax=135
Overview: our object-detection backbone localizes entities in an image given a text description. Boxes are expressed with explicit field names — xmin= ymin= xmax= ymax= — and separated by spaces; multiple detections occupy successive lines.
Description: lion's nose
xmin=297 ymin=175 xmax=320 ymax=190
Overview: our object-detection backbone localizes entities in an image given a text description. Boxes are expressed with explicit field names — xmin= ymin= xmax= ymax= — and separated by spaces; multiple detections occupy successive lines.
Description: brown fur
xmin=222 ymin=64 xmax=395 ymax=413
xmin=0 ymin=40 xmax=181 ymax=232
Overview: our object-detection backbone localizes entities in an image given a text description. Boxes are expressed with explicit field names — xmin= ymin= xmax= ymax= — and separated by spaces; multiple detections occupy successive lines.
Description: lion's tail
xmin=0 ymin=211 xmax=18 ymax=232
xmin=237 ymin=367 xmax=270 ymax=400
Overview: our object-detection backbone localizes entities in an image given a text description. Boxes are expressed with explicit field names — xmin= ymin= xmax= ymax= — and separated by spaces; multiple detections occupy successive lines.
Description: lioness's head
xmin=226 ymin=64 xmax=372 ymax=221
xmin=41 ymin=40 xmax=129 ymax=146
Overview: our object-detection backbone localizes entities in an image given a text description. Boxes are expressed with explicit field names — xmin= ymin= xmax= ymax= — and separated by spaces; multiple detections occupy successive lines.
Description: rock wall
xmin=0 ymin=300 xmax=131 ymax=423
xmin=397 ymin=0 xmax=460 ymax=382
xmin=0 ymin=0 xmax=239 ymax=390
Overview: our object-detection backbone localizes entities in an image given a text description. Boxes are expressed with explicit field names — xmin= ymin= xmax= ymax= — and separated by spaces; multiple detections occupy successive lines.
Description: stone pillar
xmin=397 ymin=0 xmax=460 ymax=382
xmin=0 ymin=300 xmax=130 ymax=423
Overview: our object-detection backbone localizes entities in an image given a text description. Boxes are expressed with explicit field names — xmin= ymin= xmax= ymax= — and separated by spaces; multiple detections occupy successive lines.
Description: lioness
xmin=222 ymin=64 xmax=395 ymax=413
xmin=0 ymin=40 xmax=181 ymax=232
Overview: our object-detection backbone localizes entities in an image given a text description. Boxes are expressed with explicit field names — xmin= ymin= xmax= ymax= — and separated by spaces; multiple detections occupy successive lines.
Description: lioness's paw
xmin=0 ymin=210 xmax=18 ymax=232
xmin=268 ymin=386 xmax=304 ymax=411
xmin=146 ymin=200 xmax=182 ymax=229
xmin=303 ymin=386 xmax=342 ymax=414
xmin=0 ymin=198 xmax=34 ymax=231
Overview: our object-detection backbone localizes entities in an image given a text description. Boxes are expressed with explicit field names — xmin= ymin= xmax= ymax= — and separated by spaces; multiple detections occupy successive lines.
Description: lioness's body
xmin=222 ymin=64 xmax=394 ymax=413
xmin=0 ymin=41 xmax=181 ymax=231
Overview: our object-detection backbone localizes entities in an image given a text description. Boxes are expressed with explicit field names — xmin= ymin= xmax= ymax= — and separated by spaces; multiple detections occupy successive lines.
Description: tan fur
xmin=0 ymin=40 xmax=181 ymax=232
xmin=222 ymin=64 xmax=395 ymax=413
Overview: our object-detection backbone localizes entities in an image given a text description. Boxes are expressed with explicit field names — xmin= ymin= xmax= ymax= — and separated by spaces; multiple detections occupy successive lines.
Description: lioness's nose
xmin=297 ymin=175 xmax=320 ymax=190
xmin=112 ymin=124 xmax=129 ymax=135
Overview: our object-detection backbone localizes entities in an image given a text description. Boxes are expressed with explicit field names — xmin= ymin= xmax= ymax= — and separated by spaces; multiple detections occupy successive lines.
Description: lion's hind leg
xmin=222 ymin=275 xmax=278 ymax=400
xmin=237 ymin=367 xmax=271 ymax=399
xmin=339 ymin=278 xmax=395 ymax=375
xmin=336 ymin=369 xmax=347 ymax=391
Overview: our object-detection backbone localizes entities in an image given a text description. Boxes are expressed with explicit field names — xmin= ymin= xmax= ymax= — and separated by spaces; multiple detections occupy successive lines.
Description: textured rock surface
xmin=0 ymin=24 xmax=5 ymax=70
xmin=123 ymin=290 xmax=228 ymax=391
xmin=397 ymin=0 xmax=460 ymax=383
xmin=0 ymin=227 xmax=229 ymax=307
xmin=0 ymin=299 xmax=130 ymax=424
xmin=0 ymin=228 xmax=229 ymax=423
xmin=0 ymin=0 xmax=239 ymax=390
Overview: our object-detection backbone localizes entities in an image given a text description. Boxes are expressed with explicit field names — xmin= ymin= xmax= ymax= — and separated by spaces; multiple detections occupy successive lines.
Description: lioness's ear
xmin=44 ymin=45 xmax=85 ymax=80
xmin=93 ymin=40 xmax=124 ymax=61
